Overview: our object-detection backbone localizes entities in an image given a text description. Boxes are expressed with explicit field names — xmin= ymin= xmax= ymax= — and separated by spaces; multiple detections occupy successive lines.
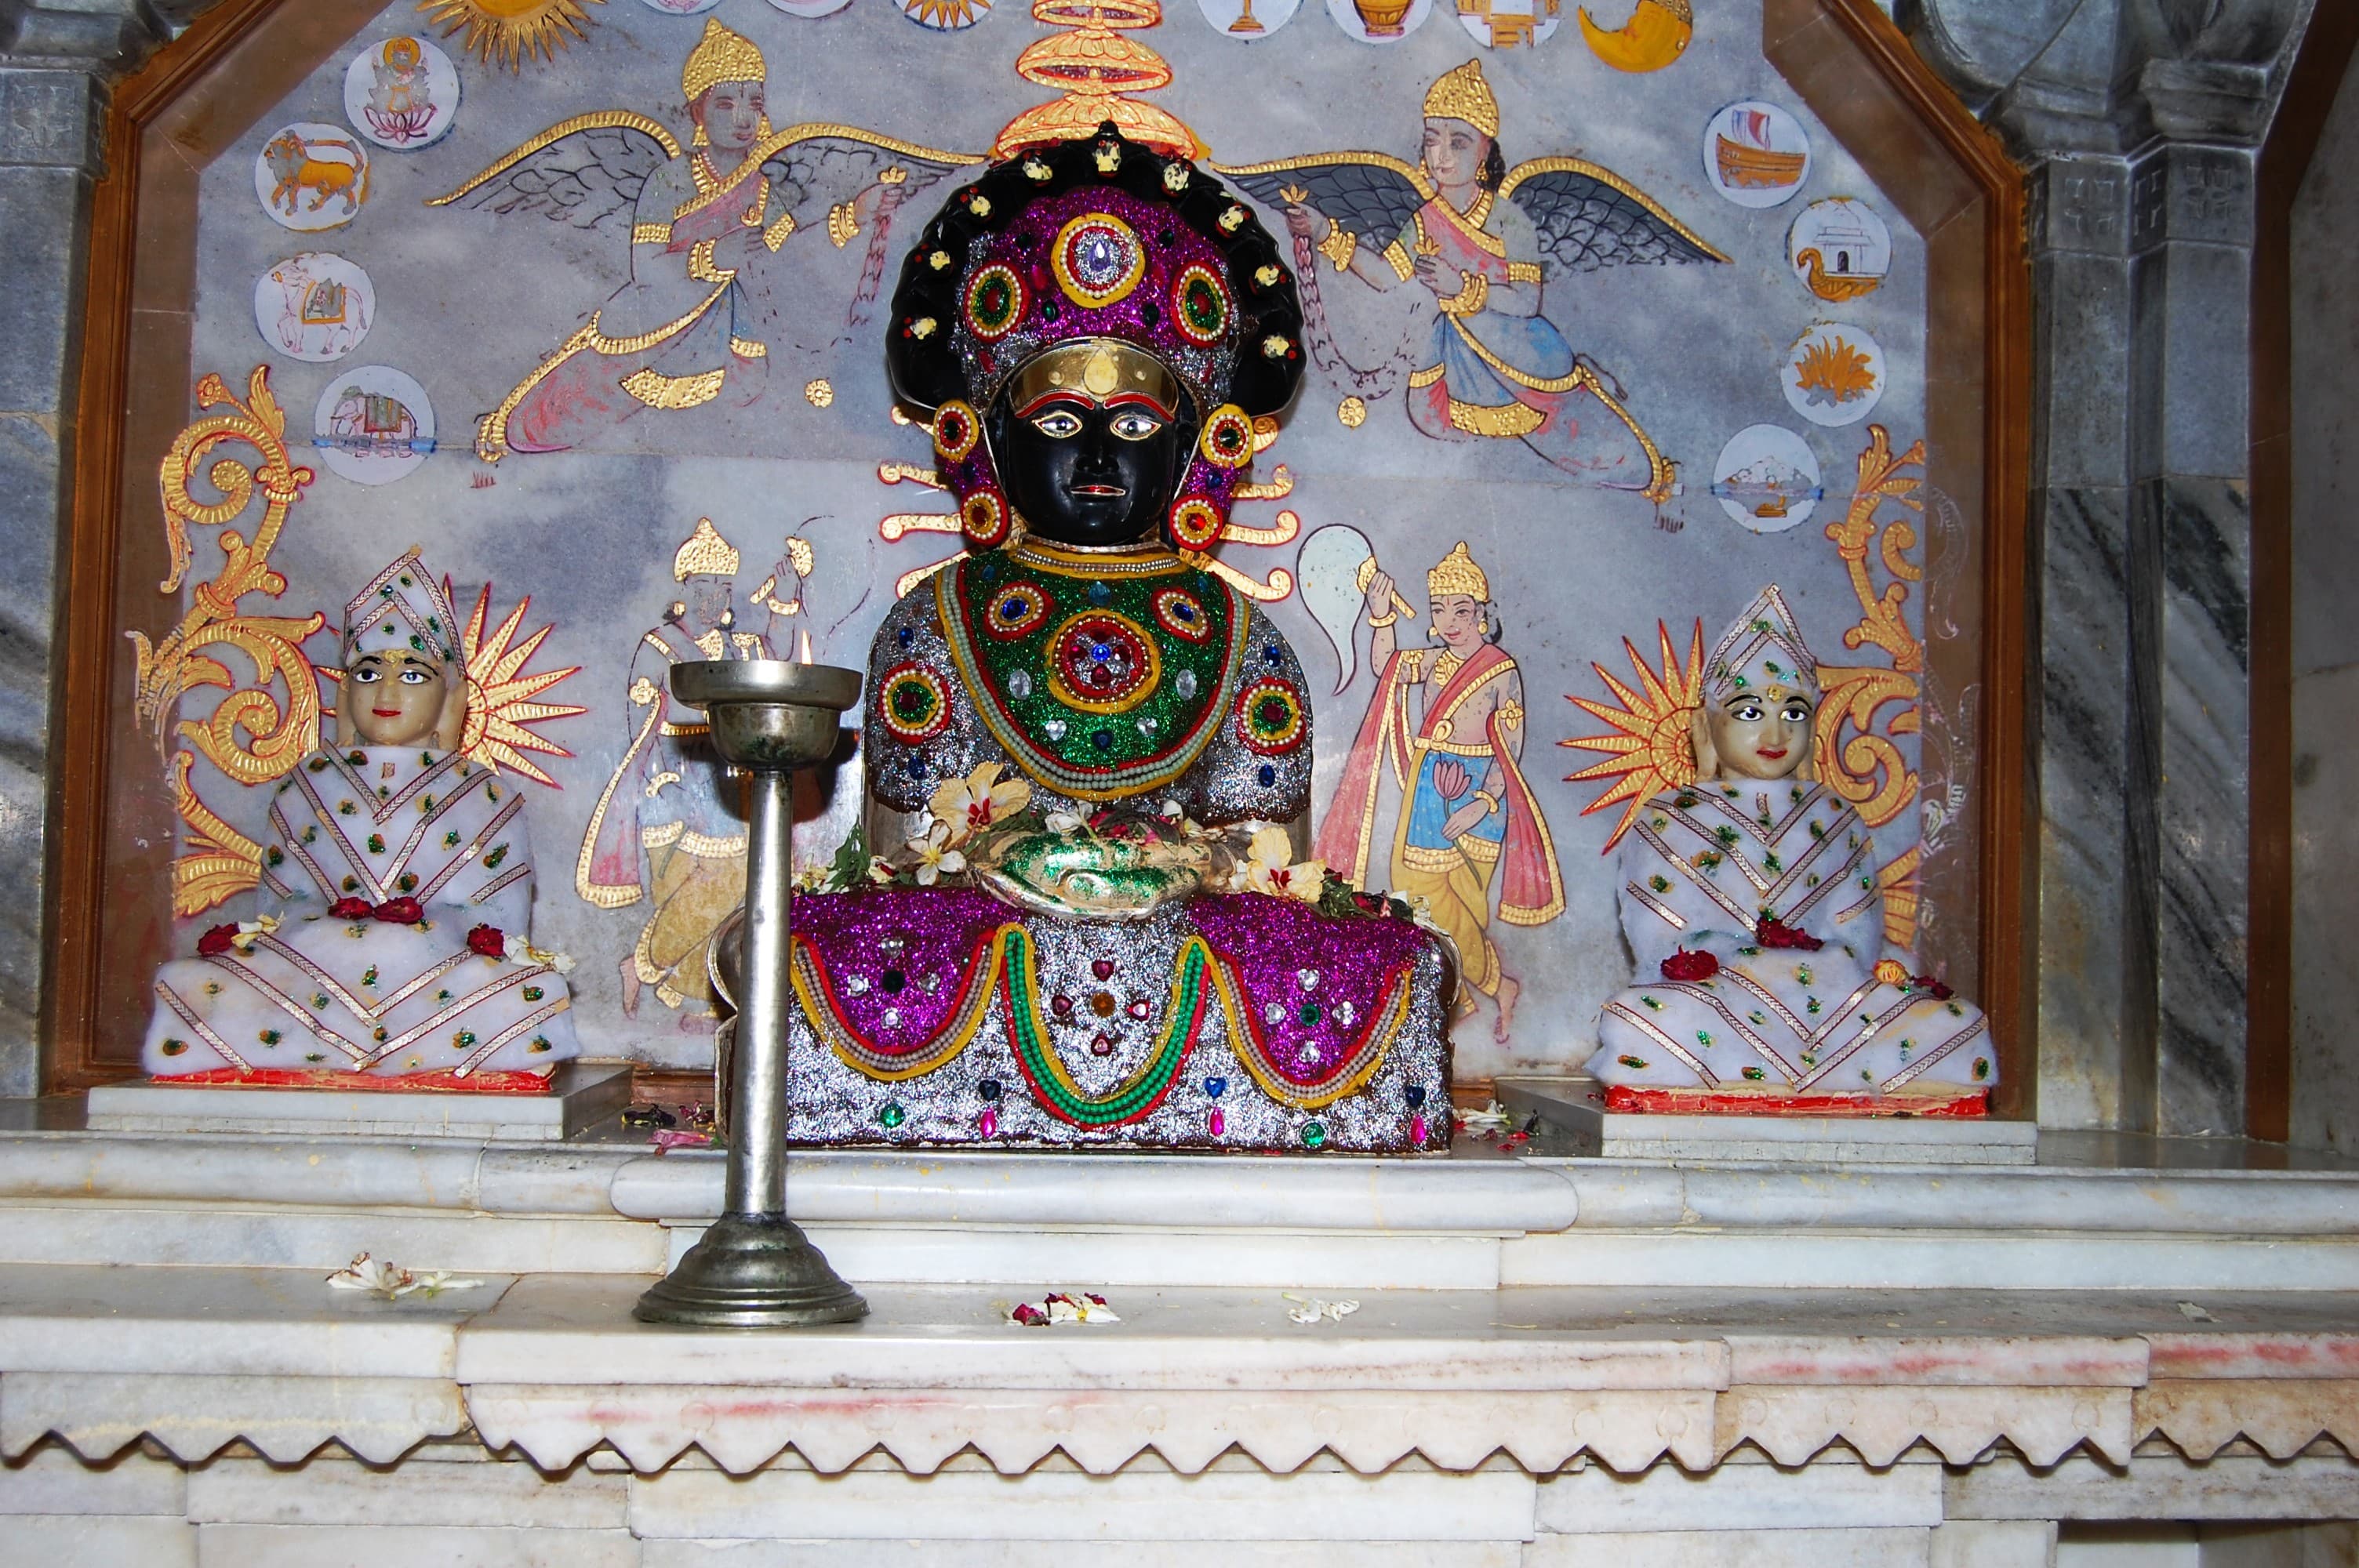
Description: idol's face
xmin=1421 ymin=118 xmax=1490 ymax=190
xmin=696 ymin=81 xmax=765 ymax=151
xmin=1707 ymin=690 xmax=1815 ymax=781
xmin=347 ymin=650 xmax=451 ymax=748
xmin=988 ymin=354 xmax=1198 ymax=547
xmin=684 ymin=575 xmax=733 ymax=631
xmin=1429 ymin=591 xmax=1483 ymax=648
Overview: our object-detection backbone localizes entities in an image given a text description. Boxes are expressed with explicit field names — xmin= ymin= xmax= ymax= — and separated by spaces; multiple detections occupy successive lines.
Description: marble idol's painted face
xmin=989 ymin=343 xmax=1199 ymax=547
xmin=1421 ymin=118 xmax=1491 ymax=194
xmin=1707 ymin=689 xmax=1815 ymax=781
xmin=696 ymin=81 xmax=765 ymax=153
xmin=347 ymin=650 xmax=451 ymax=748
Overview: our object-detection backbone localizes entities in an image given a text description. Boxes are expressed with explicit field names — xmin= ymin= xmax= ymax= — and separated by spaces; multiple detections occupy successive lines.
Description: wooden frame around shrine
xmin=42 ymin=0 xmax=2035 ymax=1112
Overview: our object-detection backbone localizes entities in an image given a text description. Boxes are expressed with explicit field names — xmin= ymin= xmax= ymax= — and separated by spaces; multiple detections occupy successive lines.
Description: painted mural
xmin=148 ymin=0 xmax=1951 ymax=1080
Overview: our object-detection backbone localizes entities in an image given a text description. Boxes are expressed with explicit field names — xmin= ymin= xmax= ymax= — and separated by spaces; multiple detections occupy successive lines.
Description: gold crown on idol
xmin=1423 ymin=60 xmax=1499 ymax=140
xmin=1427 ymin=540 xmax=1490 ymax=601
xmin=672 ymin=517 xmax=740 ymax=582
xmin=682 ymin=17 xmax=766 ymax=102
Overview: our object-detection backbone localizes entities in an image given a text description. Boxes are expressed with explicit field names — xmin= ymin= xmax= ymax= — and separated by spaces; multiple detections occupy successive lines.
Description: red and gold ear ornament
xmin=961 ymin=486 xmax=1012 ymax=550
xmin=932 ymin=399 xmax=980 ymax=464
xmin=1167 ymin=494 xmax=1223 ymax=553
xmin=1198 ymin=404 xmax=1254 ymax=470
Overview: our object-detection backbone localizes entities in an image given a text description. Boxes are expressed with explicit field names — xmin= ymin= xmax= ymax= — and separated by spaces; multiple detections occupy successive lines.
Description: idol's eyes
xmin=1029 ymin=409 xmax=1085 ymax=439
xmin=399 ymin=667 xmax=433 ymax=685
xmin=1109 ymin=409 xmax=1165 ymax=441
xmin=351 ymin=665 xmax=381 ymax=685
xmin=1781 ymin=700 xmax=1812 ymax=723
xmin=1728 ymin=701 xmax=1765 ymax=723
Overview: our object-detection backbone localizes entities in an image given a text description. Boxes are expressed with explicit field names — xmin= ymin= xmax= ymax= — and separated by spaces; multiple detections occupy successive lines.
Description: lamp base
xmin=632 ymin=1214 xmax=869 ymax=1327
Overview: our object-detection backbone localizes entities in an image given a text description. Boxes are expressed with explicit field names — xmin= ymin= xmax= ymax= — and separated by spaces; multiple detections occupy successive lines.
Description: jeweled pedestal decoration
xmin=634 ymin=659 xmax=868 ymax=1328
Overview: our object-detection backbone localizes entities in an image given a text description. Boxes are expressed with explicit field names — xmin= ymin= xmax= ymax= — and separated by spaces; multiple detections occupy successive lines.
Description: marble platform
xmin=2 ymin=1110 xmax=2357 ymax=1558
xmin=1495 ymin=1076 xmax=2041 ymax=1165
xmin=82 ymin=1062 xmax=633 ymax=1141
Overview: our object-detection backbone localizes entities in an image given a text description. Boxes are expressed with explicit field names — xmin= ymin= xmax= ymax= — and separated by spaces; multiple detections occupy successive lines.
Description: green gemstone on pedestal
xmin=1301 ymin=1120 xmax=1327 ymax=1149
xmin=880 ymin=1102 xmax=907 ymax=1129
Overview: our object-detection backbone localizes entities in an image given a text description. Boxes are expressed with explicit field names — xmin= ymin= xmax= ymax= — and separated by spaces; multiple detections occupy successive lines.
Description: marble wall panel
xmin=2291 ymin=662 xmax=2359 ymax=1153
xmin=2034 ymin=484 xmax=2138 ymax=1127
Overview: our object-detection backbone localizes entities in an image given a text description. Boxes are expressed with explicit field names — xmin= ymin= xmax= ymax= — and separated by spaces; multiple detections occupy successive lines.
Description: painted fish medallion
xmin=1049 ymin=611 xmax=1158 ymax=713
xmin=1052 ymin=212 xmax=1147 ymax=308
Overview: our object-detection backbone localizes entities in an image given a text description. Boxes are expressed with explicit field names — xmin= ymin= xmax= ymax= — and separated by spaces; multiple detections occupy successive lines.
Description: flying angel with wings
xmin=430 ymin=18 xmax=980 ymax=463
xmin=1218 ymin=60 xmax=1726 ymax=501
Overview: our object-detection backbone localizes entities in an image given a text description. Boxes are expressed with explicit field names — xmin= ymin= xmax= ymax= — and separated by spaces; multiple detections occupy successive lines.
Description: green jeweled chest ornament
xmin=938 ymin=540 xmax=1248 ymax=802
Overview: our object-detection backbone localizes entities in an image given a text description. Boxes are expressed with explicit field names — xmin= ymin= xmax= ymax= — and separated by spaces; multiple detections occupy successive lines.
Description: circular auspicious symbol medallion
xmin=963 ymin=263 xmax=1027 ymax=342
xmin=881 ymin=662 xmax=952 ymax=742
xmin=1045 ymin=610 xmax=1161 ymax=714
xmin=1151 ymin=586 xmax=1212 ymax=642
xmin=1236 ymin=677 xmax=1306 ymax=753
xmin=1166 ymin=495 xmax=1223 ymax=550
xmin=1052 ymin=212 xmax=1147 ymax=309
xmin=983 ymin=580 xmax=1051 ymax=639
xmin=1172 ymin=263 xmax=1231 ymax=346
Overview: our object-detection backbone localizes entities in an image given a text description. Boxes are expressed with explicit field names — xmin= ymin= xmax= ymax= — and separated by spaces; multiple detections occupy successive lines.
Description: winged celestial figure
xmin=1217 ymin=60 xmax=1725 ymax=501
xmin=429 ymin=17 xmax=980 ymax=462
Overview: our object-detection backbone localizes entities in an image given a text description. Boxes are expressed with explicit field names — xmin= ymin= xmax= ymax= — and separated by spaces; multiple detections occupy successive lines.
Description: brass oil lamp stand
xmin=634 ymin=659 xmax=869 ymax=1327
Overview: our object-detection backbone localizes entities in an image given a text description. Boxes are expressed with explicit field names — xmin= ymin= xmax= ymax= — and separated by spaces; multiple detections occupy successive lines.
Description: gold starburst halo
xmin=416 ymin=0 xmax=602 ymax=72
xmin=1559 ymin=619 xmax=1706 ymax=851
xmin=458 ymin=583 xmax=586 ymax=784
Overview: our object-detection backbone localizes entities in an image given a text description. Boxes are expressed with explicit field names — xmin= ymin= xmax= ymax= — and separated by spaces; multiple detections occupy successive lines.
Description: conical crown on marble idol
xmin=345 ymin=547 xmax=459 ymax=664
xmin=1705 ymin=584 xmax=1818 ymax=704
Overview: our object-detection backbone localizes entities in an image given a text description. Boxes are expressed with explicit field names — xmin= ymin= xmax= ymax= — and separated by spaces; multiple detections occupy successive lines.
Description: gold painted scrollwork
xmin=131 ymin=365 xmax=326 ymax=912
xmin=1810 ymin=423 xmax=1925 ymax=833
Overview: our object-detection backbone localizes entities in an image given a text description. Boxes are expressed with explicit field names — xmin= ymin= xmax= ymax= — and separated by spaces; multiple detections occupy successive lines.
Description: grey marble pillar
xmin=0 ymin=4 xmax=178 ymax=1094
xmin=1902 ymin=0 xmax=2301 ymax=1134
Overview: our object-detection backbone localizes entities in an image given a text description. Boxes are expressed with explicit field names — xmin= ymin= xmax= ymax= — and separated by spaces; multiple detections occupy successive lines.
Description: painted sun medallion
xmin=1048 ymin=611 xmax=1161 ymax=714
xmin=965 ymin=263 xmax=1028 ymax=341
xmin=1788 ymin=197 xmax=1891 ymax=301
xmin=1710 ymin=423 xmax=1823 ymax=532
xmin=1325 ymin=0 xmax=1434 ymax=44
xmin=343 ymin=36 xmax=460 ymax=151
xmin=881 ymin=662 xmax=953 ymax=743
xmin=1781 ymin=322 xmax=1885 ymax=427
xmin=253 ymin=252 xmax=374 ymax=362
xmin=1052 ymin=212 xmax=1147 ymax=308
xmin=903 ymin=0 xmax=992 ymax=30
xmin=313 ymin=365 xmax=435 ymax=485
xmin=983 ymin=582 xmax=1052 ymax=639
xmin=253 ymin=123 xmax=371 ymax=232
xmin=1195 ymin=0 xmax=1303 ymax=38
xmin=1235 ymin=677 xmax=1307 ymax=753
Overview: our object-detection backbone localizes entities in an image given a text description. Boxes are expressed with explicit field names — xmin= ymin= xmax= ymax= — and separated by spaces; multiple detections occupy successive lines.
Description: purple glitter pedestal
xmin=780 ymin=889 xmax=1452 ymax=1153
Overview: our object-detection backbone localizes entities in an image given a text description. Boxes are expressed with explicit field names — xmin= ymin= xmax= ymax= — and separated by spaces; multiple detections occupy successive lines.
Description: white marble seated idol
xmin=1582 ymin=586 xmax=1994 ymax=1114
xmin=143 ymin=550 xmax=580 ymax=1091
